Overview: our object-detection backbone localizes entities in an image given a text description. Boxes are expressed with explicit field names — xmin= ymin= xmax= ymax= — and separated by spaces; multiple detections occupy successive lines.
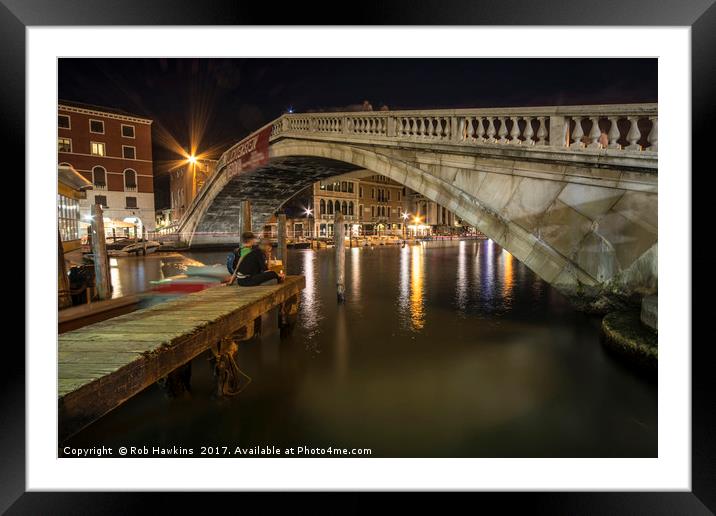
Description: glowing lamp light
xmin=187 ymin=155 xmax=197 ymax=164
xmin=401 ymin=212 xmax=409 ymax=220
xmin=305 ymin=207 xmax=313 ymax=217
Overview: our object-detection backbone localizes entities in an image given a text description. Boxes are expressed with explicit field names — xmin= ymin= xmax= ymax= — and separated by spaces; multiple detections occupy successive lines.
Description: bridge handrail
xmin=269 ymin=103 xmax=658 ymax=154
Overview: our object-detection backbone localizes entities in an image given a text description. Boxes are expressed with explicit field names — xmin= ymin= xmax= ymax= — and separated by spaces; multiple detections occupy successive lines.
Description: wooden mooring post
xmin=90 ymin=204 xmax=111 ymax=300
xmin=277 ymin=212 xmax=288 ymax=269
xmin=240 ymin=200 xmax=252 ymax=234
xmin=334 ymin=212 xmax=346 ymax=303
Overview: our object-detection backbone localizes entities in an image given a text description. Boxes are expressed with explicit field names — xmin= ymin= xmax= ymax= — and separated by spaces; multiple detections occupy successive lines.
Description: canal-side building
xmin=356 ymin=174 xmax=407 ymax=235
xmin=169 ymin=158 xmax=217 ymax=223
xmin=57 ymin=164 xmax=93 ymax=252
xmin=58 ymin=100 xmax=156 ymax=234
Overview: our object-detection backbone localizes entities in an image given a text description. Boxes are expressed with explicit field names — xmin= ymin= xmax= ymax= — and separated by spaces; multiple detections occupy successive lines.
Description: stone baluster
xmin=607 ymin=117 xmax=621 ymax=149
xmin=587 ymin=117 xmax=602 ymax=148
xmin=442 ymin=117 xmax=450 ymax=140
xmin=430 ymin=117 xmax=438 ymax=138
xmin=465 ymin=116 xmax=475 ymax=141
xmin=625 ymin=116 xmax=642 ymax=151
xmin=497 ymin=117 xmax=508 ymax=144
xmin=476 ymin=117 xmax=486 ymax=142
xmin=570 ymin=117 xmax=585 ymax=148
xmin=410 ymin=118 xmax=418 ymax=137
xmin=509 ymin=116 xmax=522 ymax=144
xmin=647 ymin=116 xmax=657 ymax=152
xmin=535 ymin=117 xmax=547 ymax=145
xmin=486 ymin=117 xmax=497 ymax=143
xmin=522 ymin=117 xmax=535 ymax=145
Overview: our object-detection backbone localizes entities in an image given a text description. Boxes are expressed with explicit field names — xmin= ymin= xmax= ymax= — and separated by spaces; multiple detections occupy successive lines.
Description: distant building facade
xmin=169 ymin=159 xmax=216 ymax=223
xmin=275 ymin=173 xmax=462 ymax=239
xmin=58 ymin=101 xmax=156 ymax=232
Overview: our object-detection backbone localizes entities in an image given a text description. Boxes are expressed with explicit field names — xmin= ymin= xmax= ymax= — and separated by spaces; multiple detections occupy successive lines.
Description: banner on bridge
xmin=224 ymin=125 xmax=272 ymax=179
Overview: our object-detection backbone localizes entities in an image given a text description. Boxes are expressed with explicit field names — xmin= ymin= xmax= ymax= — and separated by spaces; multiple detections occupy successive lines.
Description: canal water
xmin=67 ymin=241 xmax=657 ymax=457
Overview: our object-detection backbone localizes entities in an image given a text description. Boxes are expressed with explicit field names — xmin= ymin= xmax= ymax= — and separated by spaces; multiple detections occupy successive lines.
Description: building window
xmin=121 ymin=124 xmax=135 ymax=138
xmin=341 ymin=181 xmax=347 ymax=192
xmin=348 ymin=182 xmax=354 ymax=194
xmin=124 ymin=169 xmax=137 ymax=190
xmin=92 ymin=166 xmax=106 ymax=187
xmin=57 ymin=193 xmax=80 ymax=242
xmin=58 ymin=114 xmax=71 ymax=129
xmin=371 ymin=206 xmax=375 ymax=217
xmin=358 ymin=205 xmax=363 ymax=220
xmin=326 ymin=183 xmax=334 ymax=192
xmin=334 ymin=201 xmax=341 ymax=214
xmin=89 ymin=119 xmax=105 ymax=134
xmin=387 ymin=206 xmax=391 ymax=218
xmin=126 ymin=196 xmax=138 ymax=208
xmin=341 ymin=201 xmax=347 ymax=215
xmin=319 ymin=199 xmax=326 ymax=215
xmin=320 ymin=183 xmax=326 ymax=190
xmin=387 ymin=190 xmax=391 ymax=201
xmin=371 ymin=188 xmax=375 ymax=199
xmin=58 ymin=137 xmax=72 ymax=153
xmin=327 ymin=201 xmax=333 ymax=215
xmin=398 ymin=190 xmax=401 ymax=201
xmin=90 ymin=142 xmax=106 ymax=156
xmin=348 ymin=201 xmax=354 ymax=216
xmin=94 ymin=195 xmax=108 ymax=207
xmin=122 ymin=146 xmax=136 ymax=159
xmin=359 ymin=187 xmax=363 ymax=198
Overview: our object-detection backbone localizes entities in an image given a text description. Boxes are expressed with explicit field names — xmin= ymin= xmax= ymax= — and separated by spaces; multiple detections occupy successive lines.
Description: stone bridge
xmin=176 ymin=104 xmax=657 ymax=308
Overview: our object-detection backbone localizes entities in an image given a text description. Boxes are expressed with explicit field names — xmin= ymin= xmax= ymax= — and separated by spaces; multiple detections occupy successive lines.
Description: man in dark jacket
xmin=235 ymin=238 xmax=284 ymax=286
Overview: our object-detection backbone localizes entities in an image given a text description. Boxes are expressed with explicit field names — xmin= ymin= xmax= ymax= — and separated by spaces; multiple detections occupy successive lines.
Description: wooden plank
xmin=58 ymin=275 xmax=305 ymax=441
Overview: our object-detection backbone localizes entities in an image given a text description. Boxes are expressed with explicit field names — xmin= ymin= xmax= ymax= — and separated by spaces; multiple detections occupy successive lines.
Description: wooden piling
xmin=90 ymin=204 xmax=111 ymax=300
xmin=334 ymin=212 xmax=345 ymax=303
xmin=240 ymin=200 xmax=252 ymax=234
xmin=277 ymin=212 xmax=288 ymax=269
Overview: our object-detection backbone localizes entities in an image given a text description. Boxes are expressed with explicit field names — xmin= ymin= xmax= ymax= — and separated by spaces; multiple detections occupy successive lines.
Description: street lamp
xmin=401 ymin=212 xmax=409 ymax=239
xmin=187 ymin=155 xmax=197 ymax=164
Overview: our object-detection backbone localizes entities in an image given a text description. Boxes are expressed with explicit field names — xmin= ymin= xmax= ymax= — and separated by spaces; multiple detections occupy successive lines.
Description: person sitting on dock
xmin=227 ymin=231 xmax=257 ymax=274
xmin=233 ymin=238 xmax=285 ymax=286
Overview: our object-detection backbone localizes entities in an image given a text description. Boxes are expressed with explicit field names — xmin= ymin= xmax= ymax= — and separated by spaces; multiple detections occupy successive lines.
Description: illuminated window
xmin=90 ymin=142 xmax=106 ymax=156
xmin=89 ymin=119 xmax=105 ymax=133
xmin=58 ymin=137 xmax=72 ymax=153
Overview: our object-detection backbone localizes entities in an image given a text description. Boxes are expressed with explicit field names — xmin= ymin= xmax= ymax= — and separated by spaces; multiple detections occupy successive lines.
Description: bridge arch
xmin=178 ymin=105 xmax=657 ymax=307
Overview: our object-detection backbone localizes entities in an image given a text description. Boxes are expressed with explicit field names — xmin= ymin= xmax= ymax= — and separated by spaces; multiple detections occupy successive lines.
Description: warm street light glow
xmin=305 ymin=207 xmax=313 ymax=217
xmin=401 ymin=212 xmax=409 ymax=220
xmin=187 ymin=155 xmax=197 ymax=164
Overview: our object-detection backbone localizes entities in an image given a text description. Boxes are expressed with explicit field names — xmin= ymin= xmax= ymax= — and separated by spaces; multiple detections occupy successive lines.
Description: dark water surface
xmin=68 ymin=242 xmax=657 ymax=457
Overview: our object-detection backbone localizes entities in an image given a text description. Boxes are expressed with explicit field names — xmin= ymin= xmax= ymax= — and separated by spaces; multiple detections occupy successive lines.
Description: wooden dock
xmin=58 ymin=276 xmax=305 ymax=441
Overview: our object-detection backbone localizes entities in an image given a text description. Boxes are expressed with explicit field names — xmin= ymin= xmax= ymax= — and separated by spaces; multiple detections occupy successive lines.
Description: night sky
xmin=58 ymin=58 xmax=657 ymax=208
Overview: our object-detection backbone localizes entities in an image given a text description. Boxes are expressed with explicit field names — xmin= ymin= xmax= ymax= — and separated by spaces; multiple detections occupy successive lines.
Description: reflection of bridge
xmin=177 ymin=104 xmax=657 ymax=306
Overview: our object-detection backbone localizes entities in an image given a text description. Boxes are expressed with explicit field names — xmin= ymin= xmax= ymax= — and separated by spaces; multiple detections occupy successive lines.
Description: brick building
xmin=168 ymin=159 xmax=216 ymax=223
xmin=57 ymin=100 xmax=156 ymax=233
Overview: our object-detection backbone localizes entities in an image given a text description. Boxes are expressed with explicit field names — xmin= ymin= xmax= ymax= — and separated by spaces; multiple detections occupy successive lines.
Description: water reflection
xmin=69 ymin=242 xmax=657 ymax=458
xmin=299 ymin=250 xmax=321 ymax=340
xmin=409 ymin=244 xmax=425 ymax=331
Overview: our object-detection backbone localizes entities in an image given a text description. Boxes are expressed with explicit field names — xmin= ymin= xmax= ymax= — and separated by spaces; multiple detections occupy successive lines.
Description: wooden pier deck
xmin=58 ymin=276 xmax=305 ymax=441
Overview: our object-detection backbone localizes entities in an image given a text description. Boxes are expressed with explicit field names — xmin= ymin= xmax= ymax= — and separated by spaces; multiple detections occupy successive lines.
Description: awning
xmin=58 ymin=164 xmax=93 ymax=192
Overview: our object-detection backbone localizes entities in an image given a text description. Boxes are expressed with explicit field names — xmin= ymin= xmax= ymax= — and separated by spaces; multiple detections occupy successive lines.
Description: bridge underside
xmin=193 ymin=156 xmax=360 ymax=238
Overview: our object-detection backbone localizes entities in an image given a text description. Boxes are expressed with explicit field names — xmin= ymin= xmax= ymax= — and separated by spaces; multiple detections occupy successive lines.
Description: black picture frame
xmin=4 ymin=0 xmax=713 ymax=513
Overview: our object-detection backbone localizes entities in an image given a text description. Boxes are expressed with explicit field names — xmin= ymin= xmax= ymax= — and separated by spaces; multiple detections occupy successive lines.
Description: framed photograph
xmin=7 ymin=0 xmax=713 ymax=513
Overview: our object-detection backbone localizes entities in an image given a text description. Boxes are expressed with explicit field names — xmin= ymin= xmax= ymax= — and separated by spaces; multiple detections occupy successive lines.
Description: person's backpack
xmin=226 ymin=249 xmax=239 ymax=274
